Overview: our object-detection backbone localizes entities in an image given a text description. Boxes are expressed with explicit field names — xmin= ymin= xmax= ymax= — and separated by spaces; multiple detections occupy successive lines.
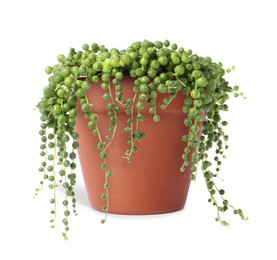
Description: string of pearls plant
xmin=35 ymin=40 xmax=247 ymax=239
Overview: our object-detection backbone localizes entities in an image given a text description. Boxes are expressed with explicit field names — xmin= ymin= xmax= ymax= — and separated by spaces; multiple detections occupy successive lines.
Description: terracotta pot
xmin=75 ymin=77 xmax=202 ymax=214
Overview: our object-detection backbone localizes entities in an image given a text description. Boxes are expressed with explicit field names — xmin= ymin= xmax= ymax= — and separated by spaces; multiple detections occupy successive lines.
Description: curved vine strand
xmin=101 ymin=78 xmax=118 ymax=153
xmin=122 ymin=93 xmax=138 ymax=161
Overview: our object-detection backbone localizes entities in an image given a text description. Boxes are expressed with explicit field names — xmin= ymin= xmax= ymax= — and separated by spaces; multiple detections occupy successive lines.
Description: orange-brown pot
xmin=75 ymin=77 xmax=202 ymax=214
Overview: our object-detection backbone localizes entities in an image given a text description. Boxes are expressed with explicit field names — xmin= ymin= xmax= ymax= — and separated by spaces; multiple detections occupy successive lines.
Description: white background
xmin=1 ymin=0 xmax=277 ymax=259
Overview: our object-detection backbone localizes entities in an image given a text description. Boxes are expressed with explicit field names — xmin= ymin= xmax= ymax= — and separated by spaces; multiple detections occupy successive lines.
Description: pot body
xmin=75 ymin=77 xmax=202 ymax=214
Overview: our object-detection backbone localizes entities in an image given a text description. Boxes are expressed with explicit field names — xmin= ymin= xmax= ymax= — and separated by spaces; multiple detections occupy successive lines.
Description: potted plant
xmin=35 ymin=39 xmax=247 ymax=239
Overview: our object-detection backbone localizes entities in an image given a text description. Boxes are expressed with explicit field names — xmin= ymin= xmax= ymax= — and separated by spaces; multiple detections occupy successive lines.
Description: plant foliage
xmin=35 ymin=40 xmax=247 ymax=239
